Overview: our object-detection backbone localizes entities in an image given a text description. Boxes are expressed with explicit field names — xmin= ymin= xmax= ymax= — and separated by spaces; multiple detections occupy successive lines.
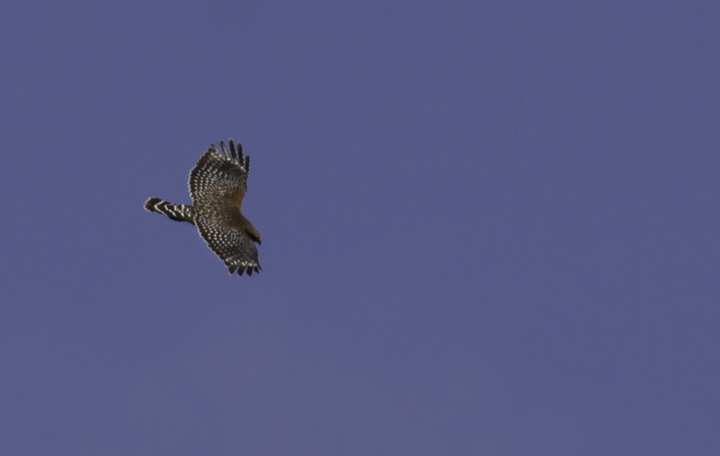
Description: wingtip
xmin=228 ymin=138 xmax=237 ymax=159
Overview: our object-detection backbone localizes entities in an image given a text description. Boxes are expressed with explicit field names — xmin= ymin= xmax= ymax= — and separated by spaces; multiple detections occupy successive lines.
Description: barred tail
xmin=144 ymin=197 xmax=195 ymax=224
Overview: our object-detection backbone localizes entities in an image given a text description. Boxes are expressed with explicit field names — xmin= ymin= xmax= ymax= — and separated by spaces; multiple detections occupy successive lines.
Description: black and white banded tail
xmin=144 ymin=197 xmax=195 ymax=224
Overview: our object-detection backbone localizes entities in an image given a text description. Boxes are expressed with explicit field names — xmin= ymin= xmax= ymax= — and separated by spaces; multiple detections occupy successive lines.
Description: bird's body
xmin=145 ymin=139 xmax=261 ymax=276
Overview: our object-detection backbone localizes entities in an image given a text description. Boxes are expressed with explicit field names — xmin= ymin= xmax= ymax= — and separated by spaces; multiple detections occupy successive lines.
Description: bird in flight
xmin=144 ymin=139 xmax=262 ymax=276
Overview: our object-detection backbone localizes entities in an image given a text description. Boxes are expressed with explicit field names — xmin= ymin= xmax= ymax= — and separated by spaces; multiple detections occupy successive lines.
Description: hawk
xmin=144 ymin=139 xmax=262 ymax=276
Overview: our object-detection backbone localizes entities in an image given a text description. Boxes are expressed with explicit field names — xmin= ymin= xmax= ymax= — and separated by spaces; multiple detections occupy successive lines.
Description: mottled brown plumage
xmin=144 ymin=139 xmax=261 ymax=276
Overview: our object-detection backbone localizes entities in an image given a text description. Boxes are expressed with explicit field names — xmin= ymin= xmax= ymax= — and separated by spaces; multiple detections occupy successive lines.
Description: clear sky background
xmin=2 ymin=1 xmax=719 ymax=454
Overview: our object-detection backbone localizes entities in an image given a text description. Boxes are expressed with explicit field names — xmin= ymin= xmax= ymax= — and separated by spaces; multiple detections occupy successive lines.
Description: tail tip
xmin=144 ymin=197 xmax=163 ymax=212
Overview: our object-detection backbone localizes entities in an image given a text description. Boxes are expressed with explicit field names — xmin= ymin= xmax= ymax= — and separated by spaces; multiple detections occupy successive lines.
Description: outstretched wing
xmin=195 ymin=215 xmax=261 ymax=276
xmin=188 ymin=139 xmax=250 ymax=207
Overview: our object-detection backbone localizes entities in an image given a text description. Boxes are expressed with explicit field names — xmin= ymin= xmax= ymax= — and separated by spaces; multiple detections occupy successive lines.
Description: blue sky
xmin=2 ymin=1 xmax=719 ymax=454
